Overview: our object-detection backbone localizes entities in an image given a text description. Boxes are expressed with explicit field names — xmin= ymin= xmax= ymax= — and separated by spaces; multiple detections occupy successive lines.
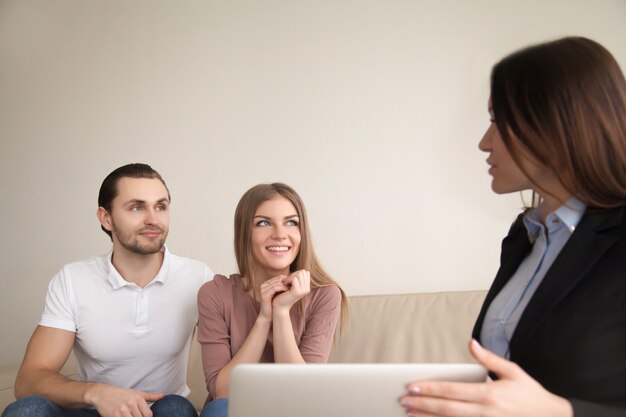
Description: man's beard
xmin=111 ymin=222 xmax=168 ymax=255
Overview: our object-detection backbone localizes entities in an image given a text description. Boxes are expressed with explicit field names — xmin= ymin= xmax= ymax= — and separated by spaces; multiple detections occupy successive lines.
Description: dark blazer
xmin=472 ymin=205 xmax=626 ymax=417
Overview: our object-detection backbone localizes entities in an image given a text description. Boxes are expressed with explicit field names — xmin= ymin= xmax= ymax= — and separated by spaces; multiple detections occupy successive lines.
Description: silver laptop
xmin=229 ymin=363 xmax=486 ymax=417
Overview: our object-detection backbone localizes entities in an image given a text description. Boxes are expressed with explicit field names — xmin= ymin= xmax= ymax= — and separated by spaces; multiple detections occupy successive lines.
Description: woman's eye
xmin=286 ymin=220 xmax=299 ymax=226
xmin=256 ymin=220 xmax=270 ymax=227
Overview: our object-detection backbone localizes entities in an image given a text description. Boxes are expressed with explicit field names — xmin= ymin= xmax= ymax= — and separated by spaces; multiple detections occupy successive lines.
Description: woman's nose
xmin=479 ymin=123 xmax=494 ymax=152
xmin=271 ymin=225 xmax=286 ymax=239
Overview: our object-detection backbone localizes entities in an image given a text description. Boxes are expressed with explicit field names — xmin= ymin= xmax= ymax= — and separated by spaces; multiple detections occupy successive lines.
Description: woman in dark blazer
xmin=400 ymin=37 xmax=626 ymax=417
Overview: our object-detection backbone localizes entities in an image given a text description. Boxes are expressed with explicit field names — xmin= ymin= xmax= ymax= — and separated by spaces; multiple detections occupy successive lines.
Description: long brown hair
xmin=234 ymin=183 xmax=348 ymax=328
xmin=491 ymin=36 xmax=626 ymax=208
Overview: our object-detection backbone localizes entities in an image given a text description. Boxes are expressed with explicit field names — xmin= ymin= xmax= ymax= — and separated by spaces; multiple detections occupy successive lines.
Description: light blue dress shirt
xmin=480 ymin=198 xmax=586 ymax=359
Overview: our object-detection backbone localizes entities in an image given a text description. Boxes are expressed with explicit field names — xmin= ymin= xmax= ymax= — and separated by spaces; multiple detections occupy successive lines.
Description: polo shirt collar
xmin=105 ymin=246 xmax=171 ymax=289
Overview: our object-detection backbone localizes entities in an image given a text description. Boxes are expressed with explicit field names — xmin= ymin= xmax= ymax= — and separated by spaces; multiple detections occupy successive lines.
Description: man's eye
xmin=130 ymin=206 xmax=142 ymax=212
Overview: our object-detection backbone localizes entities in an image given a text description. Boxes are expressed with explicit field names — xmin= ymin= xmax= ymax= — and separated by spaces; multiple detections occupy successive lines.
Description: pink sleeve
xmin=197 ymin=278 xmax=232 ymax=401
xmin=299 ymin=285 xmax=342 ymax=363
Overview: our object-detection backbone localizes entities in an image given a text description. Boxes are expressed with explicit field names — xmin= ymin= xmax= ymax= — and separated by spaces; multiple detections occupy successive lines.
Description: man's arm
xmin=15 ymin=326 xmax=164 ymax=416
xmin=15 ymin=326 xmax=84 ymax=405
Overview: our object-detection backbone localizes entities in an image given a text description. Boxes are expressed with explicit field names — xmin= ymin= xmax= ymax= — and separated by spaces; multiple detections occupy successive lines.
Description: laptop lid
xmin=229 ymin=363 xmax=486 ymax=417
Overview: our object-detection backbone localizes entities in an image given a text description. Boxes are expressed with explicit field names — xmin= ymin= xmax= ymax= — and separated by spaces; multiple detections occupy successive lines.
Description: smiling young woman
xmin=196 ymin=183 xmax=347 ymax=417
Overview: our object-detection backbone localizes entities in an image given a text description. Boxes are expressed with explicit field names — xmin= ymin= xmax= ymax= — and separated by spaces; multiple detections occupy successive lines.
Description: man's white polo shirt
xmin=39 ymin=247 xmax=212 ymax=397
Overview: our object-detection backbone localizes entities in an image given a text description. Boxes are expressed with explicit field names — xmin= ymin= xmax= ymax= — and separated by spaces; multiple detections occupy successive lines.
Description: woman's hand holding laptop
xmin=399 ymin=340 xmax=573 ymax=417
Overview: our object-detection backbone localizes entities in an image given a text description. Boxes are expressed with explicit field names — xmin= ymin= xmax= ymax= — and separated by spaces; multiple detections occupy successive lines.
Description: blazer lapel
xmin=473 ymin=213 xmax=533 ymax=338
xmin=509 ymin=206 xmax=624 ymax=355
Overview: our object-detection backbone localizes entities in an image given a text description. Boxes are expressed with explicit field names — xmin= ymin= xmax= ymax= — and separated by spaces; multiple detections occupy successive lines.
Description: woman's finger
xmin=469 ymin=339 xmax=526 ymax=381
xmin=405 ymin=379 xmax=488 ymax=404
xmin=400 ymin=394 xmax=484 ymax=417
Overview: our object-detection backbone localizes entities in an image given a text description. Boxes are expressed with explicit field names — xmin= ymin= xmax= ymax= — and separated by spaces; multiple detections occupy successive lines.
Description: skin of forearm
xmin=15 ymin=368 xmax=96 ymax=408
xmin=272 ymin=309 xmax=306 ymax=364
xmin=214 ymin=315 xmax=272 ymax=397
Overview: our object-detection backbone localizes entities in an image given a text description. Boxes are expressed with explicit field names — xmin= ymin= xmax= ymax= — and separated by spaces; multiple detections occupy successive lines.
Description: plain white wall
xmin=1 ymin=0 xmax=625 ymax=366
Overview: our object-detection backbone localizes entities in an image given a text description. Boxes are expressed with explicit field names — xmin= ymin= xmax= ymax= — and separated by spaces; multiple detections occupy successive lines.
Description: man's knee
xmin=2 ymin=396 xmax=62 ymax=417
xmin=151 ymin=395 xmax=197 ymax=417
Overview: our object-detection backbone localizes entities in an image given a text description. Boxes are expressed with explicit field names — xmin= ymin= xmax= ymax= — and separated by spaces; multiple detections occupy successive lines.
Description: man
xmin=3 ymin=163 xmax=212 ymax=417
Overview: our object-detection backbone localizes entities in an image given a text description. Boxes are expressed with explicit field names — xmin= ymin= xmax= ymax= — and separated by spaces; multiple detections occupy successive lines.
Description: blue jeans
xmin=199 ymin=398 xmax=228 ymax=417
xmin=2 ymin=395 xmax=197 ymax=417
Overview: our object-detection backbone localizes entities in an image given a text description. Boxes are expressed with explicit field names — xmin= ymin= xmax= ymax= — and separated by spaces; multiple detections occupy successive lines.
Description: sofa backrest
xmin=329 ymin=290 xmax=487 ymax=363
xmin=1 ymin=290 xmax=487 ymax=413
xmin=187 ymin=290 xmax=487 ymax=409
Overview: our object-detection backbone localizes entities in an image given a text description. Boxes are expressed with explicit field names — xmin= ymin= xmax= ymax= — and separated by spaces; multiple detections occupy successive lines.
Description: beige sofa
xmin=0 ymin=290 xmax=487 ymax=413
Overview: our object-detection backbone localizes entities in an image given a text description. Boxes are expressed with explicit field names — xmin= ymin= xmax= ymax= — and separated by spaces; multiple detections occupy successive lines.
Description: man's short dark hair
xmin=98 ymin=163 xmax=171 ymax=238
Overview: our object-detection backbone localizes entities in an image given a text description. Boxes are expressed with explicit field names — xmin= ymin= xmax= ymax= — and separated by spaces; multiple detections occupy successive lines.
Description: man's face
xmin=100 ymin=177 xmax=170 ymax=255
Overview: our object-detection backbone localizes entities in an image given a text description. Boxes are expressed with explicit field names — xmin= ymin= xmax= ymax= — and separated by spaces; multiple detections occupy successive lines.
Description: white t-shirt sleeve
xmin=39 ymin=267 xmax=77 ymax=332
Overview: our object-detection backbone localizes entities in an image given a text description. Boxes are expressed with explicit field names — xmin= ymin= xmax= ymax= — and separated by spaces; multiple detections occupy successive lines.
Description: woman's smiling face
xmin=250 ymin=196 xmax=301 ymax=279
